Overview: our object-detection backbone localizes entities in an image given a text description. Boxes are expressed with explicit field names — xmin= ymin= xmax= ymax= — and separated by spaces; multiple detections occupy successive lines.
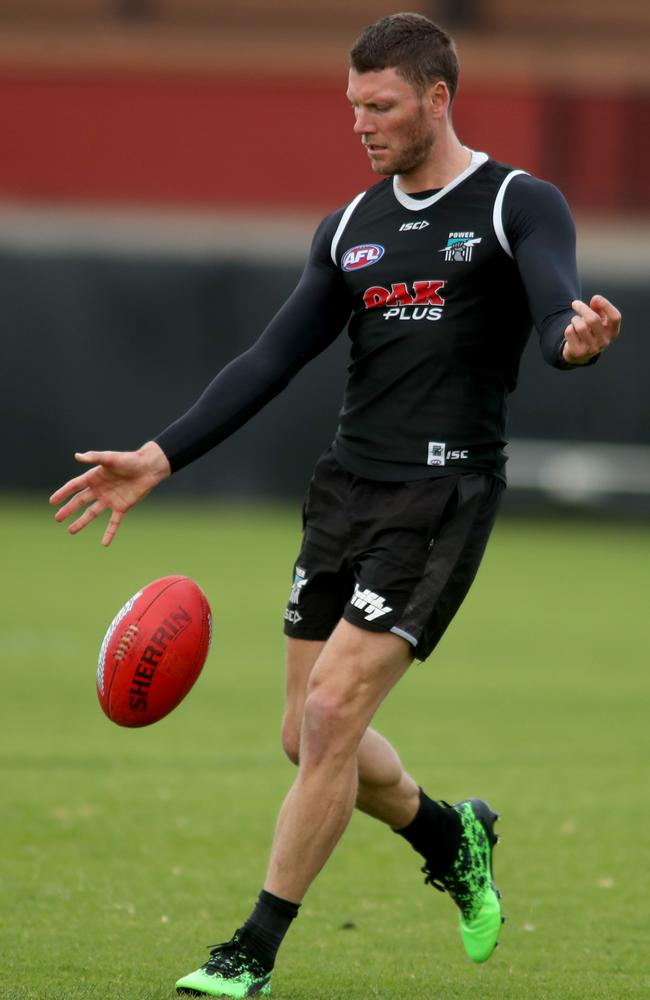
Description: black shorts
xmin=283 ymin=450 xmax=503 ymax=661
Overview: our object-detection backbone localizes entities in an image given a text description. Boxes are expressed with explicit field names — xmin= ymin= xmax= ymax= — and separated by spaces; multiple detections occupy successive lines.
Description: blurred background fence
xmin=1 ymin=1 xmax=648 ymax=512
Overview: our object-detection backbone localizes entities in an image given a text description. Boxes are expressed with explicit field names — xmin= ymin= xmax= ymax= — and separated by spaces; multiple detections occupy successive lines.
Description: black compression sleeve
xmin=154 ymin=211 xmax=350 ymax=472
xmin=503 ymin=174 xmax=592 ymax=370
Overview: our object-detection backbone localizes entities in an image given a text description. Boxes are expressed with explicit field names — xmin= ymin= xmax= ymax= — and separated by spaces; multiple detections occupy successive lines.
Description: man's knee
xmin=300 ymin=685 xmax=360 ymax=765
xmin=293 ymin=622 xmax=413 ymax=767
xmin=281 ymin=693 xmax=352 ymax=767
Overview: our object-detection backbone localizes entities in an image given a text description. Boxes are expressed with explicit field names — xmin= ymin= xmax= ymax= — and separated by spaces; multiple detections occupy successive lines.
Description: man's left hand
xmin=563 ymin=295 xmax=621 ymax=365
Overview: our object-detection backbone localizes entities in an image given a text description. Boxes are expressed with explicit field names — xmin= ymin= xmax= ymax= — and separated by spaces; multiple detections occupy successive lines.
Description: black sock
xmin=239 ymin=890 xmax=301 ymax=972
xmin=393 ymin=788 xmax=461 ymax=877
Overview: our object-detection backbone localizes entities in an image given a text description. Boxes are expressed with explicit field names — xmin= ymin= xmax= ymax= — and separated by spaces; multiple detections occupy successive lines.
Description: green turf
xmin=1 ymin=496 xmax=649 ymax=999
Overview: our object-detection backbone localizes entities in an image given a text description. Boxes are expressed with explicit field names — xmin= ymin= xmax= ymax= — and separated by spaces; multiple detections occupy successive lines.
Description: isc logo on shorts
xmin=341 ymin=244 xmax=385 ymax=271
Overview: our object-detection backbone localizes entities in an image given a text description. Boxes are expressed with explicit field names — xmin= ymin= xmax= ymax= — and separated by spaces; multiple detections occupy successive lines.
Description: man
xmin=50 ymin=13 xmax=621 ymax=998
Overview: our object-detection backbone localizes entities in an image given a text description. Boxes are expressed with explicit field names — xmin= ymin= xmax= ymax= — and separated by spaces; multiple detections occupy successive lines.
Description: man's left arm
xmin=504 ymin=174 xmax=621 ymax=368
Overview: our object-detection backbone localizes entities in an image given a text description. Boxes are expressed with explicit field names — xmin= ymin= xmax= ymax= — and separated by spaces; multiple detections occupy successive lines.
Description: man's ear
xmin=428 ymin=79 xmax=451 ymax=119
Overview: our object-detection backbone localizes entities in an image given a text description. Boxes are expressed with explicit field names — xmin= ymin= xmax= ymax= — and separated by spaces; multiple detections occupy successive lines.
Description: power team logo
xmin=285 ymin=566 xmax=308 ymax=625
xmin=363 ymin=279 xmax=446 ymax=322
xmin=439 ymin=231 xmax=482 ymax=262
xmin=341 ymin=244 xmax=385 ymax=271
xmin=289 ymin=566 xmax=308 ymax=605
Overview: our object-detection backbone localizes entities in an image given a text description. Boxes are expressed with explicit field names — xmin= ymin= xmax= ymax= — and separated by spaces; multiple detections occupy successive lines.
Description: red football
xmin=97 ymin=575 xmax=212 ymax=727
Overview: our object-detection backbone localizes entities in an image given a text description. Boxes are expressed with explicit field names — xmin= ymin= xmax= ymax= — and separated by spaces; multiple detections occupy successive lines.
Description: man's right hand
xmin=49 ymin=440 xmax=171 ymax=546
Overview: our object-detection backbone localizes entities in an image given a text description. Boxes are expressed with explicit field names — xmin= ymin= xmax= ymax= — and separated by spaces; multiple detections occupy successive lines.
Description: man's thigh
xmin=284 ymin=626 xmax=410 ymax=733
xmin=299 ymin=620 xmax=413 ymax=750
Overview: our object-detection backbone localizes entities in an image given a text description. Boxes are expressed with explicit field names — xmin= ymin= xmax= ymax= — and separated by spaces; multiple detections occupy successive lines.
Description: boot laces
xmin=204 ymin=933 xmax=259 ymax=977
xmin=421 ymin=863 xmax=446 ymax=893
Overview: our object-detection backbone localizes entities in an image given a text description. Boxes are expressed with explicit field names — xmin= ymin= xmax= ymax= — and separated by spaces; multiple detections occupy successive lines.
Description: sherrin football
xmin=97 ymin=575 xmax=212 ymax=727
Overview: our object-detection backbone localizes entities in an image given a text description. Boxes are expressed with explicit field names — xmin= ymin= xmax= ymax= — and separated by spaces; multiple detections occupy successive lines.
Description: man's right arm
xmin=155 ymin=211 xmax=350 ymax=471
xmin=50 ymin=210 xmax=350 ymax=544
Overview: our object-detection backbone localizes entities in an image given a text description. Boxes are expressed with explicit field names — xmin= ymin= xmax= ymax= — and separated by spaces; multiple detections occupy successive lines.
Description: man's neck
xmin=396 ymin=136 xmax=472 ymax=194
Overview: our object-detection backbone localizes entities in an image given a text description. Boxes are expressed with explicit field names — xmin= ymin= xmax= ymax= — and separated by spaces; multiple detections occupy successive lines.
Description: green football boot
xmin=423 ymin=798 xmax=503 ymax=963
xmin=176 ymin=931 xmax=272 ymax=998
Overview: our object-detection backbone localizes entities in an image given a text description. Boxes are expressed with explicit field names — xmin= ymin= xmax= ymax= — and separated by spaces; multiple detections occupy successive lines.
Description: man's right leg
xmin=177 ymin=621 xmax=414 ymax=997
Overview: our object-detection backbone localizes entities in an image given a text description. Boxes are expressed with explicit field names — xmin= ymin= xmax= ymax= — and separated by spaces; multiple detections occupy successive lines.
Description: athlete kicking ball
xmin=50 ymin=12 xmax=621 ymax=997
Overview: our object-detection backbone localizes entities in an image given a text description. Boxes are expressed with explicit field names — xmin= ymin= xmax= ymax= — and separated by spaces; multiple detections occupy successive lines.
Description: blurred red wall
xmin=1 ymin=69 xmax=647 ymax=214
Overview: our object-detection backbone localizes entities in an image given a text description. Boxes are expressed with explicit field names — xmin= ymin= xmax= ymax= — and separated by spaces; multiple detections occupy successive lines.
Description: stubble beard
xmin=371 ymin=115 xmax=435 ymax=178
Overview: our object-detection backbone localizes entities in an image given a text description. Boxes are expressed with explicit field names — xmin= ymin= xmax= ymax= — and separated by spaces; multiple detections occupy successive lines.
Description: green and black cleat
xmin=423 ymin=798 xmax=503 ymax=963
xmin=176 ymin=931 xmax=272 ymax=998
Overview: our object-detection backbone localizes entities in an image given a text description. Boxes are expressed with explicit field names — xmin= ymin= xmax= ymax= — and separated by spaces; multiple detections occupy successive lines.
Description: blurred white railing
xmin=507 ymin=439 xmax=650 ymax=503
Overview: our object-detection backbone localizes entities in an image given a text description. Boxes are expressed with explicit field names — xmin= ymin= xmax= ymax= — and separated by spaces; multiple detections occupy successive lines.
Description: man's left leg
xmin=281 ymin=635 xmax=462 ymax=869
xmin=279 ymin=637 xmax=501 ymax=966
xmin=281 ymin=635 xmax=421 ymax=828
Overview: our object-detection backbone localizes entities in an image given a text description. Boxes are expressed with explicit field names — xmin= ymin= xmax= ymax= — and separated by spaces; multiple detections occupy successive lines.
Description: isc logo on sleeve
xmin=341 ymin=244 xmax=385 ymax=271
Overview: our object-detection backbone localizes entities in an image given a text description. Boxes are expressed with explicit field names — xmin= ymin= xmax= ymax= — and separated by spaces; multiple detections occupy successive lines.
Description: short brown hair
xmin=350 ymin=12 xmax=459 ymax=102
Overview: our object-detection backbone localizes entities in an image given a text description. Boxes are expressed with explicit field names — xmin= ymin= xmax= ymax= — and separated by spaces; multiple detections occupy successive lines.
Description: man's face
xmin=346 ymin=67 xmax=436 ymax=177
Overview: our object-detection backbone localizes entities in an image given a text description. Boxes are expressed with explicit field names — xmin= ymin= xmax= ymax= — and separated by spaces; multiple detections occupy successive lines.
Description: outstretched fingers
xmin=52 ymin=483 xmax=124 ymax=545
xmin=49 ymin=470 xmax=100 ymax=509
xmin=66 ymin=497 xmax=108 ymax=536
xmin=49 ymin=460 xmax=114 ymax=540
xmin=50 ymin=442 xmax=169 ymax=545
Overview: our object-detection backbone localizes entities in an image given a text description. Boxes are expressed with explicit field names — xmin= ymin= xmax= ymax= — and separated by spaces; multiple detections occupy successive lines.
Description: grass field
xmin=1 ymin=496 xmax=649 ymax=1000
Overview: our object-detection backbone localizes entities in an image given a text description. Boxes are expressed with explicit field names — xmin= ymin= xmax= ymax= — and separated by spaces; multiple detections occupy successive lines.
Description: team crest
xmin=438 ymin=232 xmax=482 ymax=262
xmin=289 ymin=566 xmax=308 ymax=604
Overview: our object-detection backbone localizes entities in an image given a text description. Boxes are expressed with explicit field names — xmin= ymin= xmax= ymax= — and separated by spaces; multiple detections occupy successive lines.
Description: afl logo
xmin=341 ymin=244 xmax=385 ymax=271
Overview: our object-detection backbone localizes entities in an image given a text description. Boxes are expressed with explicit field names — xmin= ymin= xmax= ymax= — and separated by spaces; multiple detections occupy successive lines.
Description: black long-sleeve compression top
xmin=155 ymin=156 xmax=587 ymax=481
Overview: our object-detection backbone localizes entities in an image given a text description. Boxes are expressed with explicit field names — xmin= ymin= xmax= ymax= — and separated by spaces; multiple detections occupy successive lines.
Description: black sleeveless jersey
xmin=155 ymin=152 xmax=583 ymax=483
xmin=330 ymin=154 xmax=547 ymax=480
